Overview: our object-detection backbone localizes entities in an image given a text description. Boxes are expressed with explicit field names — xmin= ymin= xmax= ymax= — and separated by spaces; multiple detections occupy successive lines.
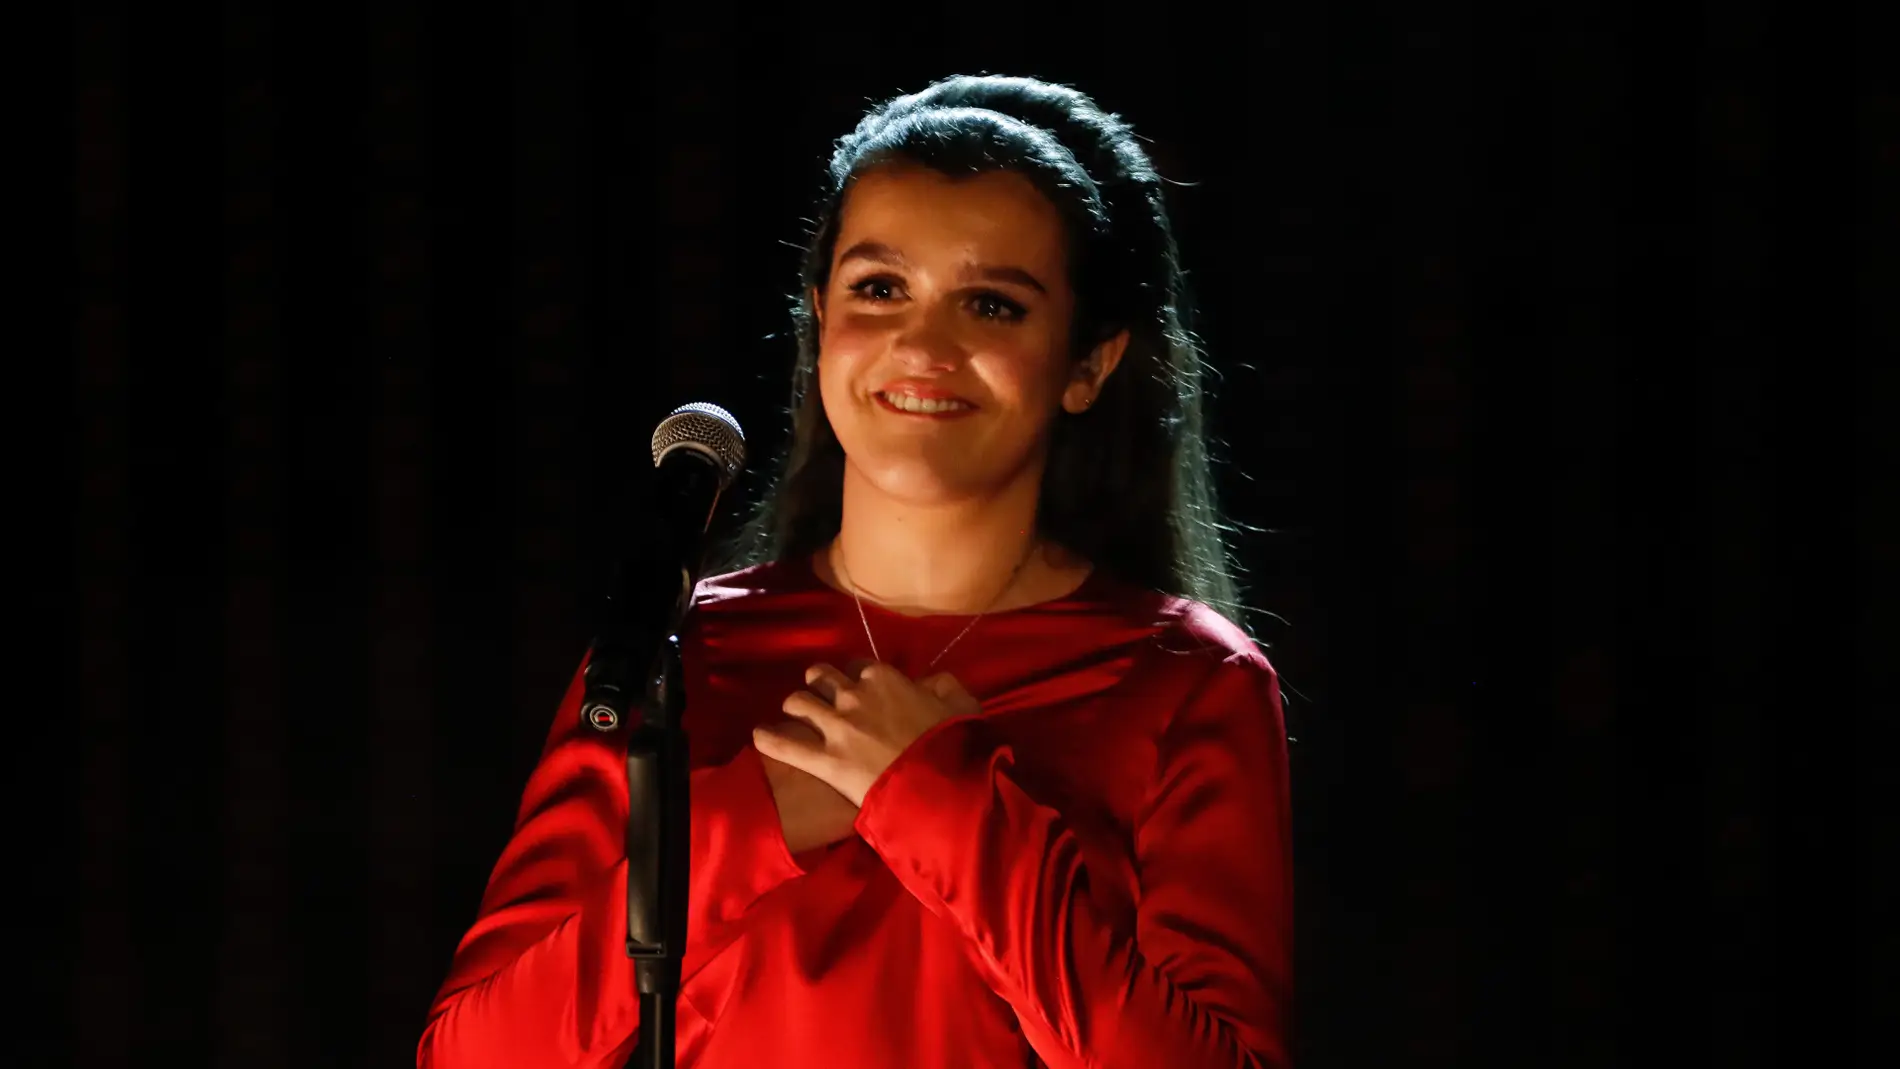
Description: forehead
xmin=834 ymin=165 xmax=1068 ymax=270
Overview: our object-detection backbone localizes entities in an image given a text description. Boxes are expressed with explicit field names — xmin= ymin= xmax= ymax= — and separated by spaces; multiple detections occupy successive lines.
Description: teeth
xmin=880 ymin=392 xmax=972 ymax=414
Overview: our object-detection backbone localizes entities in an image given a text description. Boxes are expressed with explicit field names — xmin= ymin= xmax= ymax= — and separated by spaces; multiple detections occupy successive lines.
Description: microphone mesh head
xmin=650 ymin=402 xmax=746 ymax=487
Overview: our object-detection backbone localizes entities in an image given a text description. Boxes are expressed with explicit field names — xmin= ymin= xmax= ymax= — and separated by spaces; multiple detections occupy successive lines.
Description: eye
xmin=846 ymin=276 xmax=904 ymax=302
xmin=969 ymin=291 xmax=1028 ymax=323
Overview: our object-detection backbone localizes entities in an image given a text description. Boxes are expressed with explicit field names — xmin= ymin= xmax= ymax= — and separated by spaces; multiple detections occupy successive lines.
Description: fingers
xmin=756 ymin=716 xmax=823 ymax=747
xmin=753 ymin=720 xmax=829 ymax=781
xmin=917 ymin=672 xmax=965 ymax=699
xmin=804 ymin=662 xmax=852 ymax=703
xmin=782 ymin=687 xmax=847 ymax=731
xmin=754 ymin=712 xmax=830 ymax=759
xmin=806 ymin=661 xmax=893 ymax=709
xmin=805 ymin=660 xmax=877 ymax=684
xmin=919 ymin=671 xmax=980 ymax=715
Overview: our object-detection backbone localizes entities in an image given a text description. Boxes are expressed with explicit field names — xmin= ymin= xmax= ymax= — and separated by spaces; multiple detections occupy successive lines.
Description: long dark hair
xmin=714 ymin=74 xmax=1251 ymax=629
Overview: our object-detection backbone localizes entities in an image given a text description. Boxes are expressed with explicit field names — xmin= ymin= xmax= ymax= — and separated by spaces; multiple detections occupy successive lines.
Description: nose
xmin=889 ymin=308 xmax=967 ymax=372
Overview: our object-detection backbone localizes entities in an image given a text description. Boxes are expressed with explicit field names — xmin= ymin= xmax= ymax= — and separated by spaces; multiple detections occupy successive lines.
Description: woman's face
xmin=814 ymin=163 xmax=1122 ymax=507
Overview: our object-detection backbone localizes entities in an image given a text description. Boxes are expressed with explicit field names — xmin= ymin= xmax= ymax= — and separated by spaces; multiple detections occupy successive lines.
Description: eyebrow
xmin=836 ymin=240 xmax=1049 ymax=296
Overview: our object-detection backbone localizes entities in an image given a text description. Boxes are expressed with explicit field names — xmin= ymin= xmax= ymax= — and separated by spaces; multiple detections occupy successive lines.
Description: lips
xmin=874 ymin=391 xmax=979 ymax=418
xmin=875 ymin=379 xmax=975 ymax=405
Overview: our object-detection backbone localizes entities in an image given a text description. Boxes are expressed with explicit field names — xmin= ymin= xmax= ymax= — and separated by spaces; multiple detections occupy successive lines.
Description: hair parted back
xmin=714 ymin=73 xmax=1250 ymax=629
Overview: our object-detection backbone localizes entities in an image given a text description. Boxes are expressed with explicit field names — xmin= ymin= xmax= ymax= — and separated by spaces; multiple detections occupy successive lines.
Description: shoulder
xmin=1104 ymin=581 xmax=1276 ymax=681
xmin=1094 ymin=586 xmax=1283 ymax=735
xmin=1119 ymin=597 xmax=1289 ymax=768
xmin=680 ymin=557 xmax=827 ymax=652
xmin=691 ymin=559 xmax=795 ymax=608
xmin=687 ymin=556 xmax=829 ymax=622
xmin=1158 ymin=597 xmax=1273 ymax=673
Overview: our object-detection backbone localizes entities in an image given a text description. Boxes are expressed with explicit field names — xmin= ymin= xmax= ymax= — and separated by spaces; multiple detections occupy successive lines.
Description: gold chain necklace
xmin=835 ymin=540 xmax=1036 ymax=670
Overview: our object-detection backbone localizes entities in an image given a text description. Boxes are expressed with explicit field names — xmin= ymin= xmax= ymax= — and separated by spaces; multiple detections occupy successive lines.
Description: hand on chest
xmin=736 ymin=655 xmax=1160 ymax=904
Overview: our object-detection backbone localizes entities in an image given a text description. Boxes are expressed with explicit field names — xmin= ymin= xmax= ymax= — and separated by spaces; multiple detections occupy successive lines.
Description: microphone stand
xmin=625 ymin=627 xmax=689 ymax=1069
xmin=581 ymin=402 xmax=743 ymax=1069
xmin=582 ymin=560 xmax=694 ymax=1069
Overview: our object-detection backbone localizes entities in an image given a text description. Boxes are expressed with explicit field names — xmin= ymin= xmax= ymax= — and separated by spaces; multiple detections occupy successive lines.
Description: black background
xmin=61 ymin=5 xmax=1889 ymax=1067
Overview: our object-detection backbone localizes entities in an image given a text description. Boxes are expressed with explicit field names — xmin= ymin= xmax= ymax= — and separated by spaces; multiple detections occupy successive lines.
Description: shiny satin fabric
xmin=419 ymin=555 xmax=1291 ymax=1068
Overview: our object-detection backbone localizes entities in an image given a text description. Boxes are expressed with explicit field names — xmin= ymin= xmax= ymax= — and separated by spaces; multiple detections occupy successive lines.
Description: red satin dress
xmin=418 ymin=554 xmax=1292 ymax=1068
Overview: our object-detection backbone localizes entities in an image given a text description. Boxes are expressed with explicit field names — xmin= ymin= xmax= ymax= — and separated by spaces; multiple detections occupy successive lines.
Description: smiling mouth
xmin=874 ymin=392 xmax=978 ymax=417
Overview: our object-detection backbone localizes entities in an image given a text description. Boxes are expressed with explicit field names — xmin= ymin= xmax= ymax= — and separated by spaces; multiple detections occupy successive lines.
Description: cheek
xmin=820 ymin=314 xmax=884 ymax=363
xmin=977 ymin=330 xmax=1072 ymax=406
xmin=816 ymin=321 xmax=876 ymax=405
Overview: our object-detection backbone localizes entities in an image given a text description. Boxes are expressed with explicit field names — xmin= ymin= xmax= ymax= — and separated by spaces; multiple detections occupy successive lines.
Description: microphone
xmin=581 ymin=402 xmax=746 ymax=733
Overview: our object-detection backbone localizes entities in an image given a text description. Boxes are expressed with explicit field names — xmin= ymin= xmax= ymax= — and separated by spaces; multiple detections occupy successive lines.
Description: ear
xmin=1063 ymin=329 xmax=1130 ymax=414
xmin=810 ymin=285 xmax=825 ymax=332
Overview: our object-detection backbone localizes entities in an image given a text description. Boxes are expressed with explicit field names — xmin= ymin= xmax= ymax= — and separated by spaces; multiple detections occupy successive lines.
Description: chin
xmin=836 ymin=418 xmax=1041 ymax=504
xmin=865 ymin=465 xmax=980 ymax=503
xmin=848 ymin=453 xmax=992 ymax=503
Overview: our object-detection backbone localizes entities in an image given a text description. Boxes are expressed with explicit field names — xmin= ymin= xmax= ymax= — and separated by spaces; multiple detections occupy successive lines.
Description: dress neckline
xmin=794 ymin=548 xmax=1112 ymax=622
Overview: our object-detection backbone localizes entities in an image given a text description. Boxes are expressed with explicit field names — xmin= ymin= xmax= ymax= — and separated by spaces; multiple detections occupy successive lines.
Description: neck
xmin=825 ymin=462 xmax=1051 ymax=617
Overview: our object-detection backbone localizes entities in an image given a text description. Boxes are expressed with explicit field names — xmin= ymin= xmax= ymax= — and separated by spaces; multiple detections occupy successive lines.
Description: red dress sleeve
xmin=417 ymin=656 xmax=807 ymax=1068
xmin=851 ymin=646 xmax=1293 ymax=1069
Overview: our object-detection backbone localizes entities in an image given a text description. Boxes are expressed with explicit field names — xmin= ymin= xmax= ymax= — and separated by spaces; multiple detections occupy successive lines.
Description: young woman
xmin=421 ymin=74 xmax=1291 ymax=1069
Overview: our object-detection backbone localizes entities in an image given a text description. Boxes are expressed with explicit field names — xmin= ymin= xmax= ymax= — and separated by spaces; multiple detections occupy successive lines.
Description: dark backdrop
xmin=62 ymin=5 xmax=1889 ymax=1068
